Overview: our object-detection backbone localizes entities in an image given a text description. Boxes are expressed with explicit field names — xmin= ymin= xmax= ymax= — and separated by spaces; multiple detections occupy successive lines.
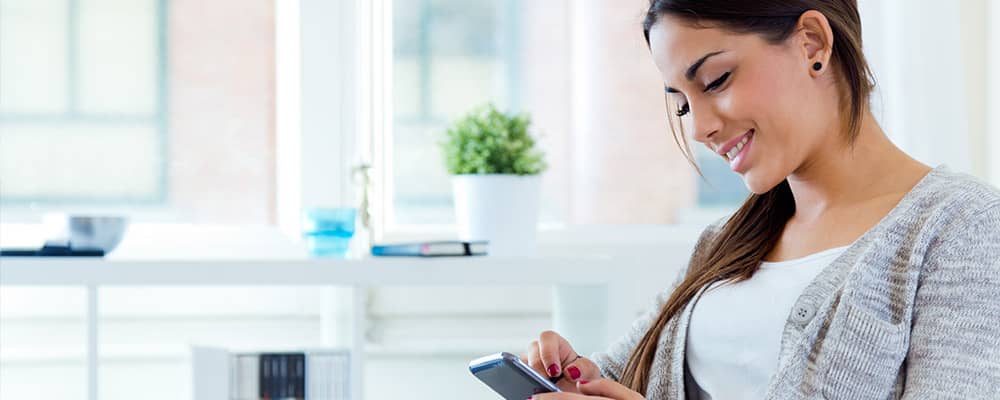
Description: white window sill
xmin=0 ymin=223 xmax=306 ymax=260
xmin=0 ymin=221 xmax=710 ymax=261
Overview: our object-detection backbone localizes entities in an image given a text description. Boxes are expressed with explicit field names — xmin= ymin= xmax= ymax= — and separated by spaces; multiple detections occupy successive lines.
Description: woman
xmin=522 ymin=1 xmax=1000 ymax=399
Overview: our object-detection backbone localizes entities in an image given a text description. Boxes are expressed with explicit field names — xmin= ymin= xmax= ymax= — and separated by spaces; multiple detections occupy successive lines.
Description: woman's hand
xmin=521 ymin=330 xmax=603 ymax=392
xmin=530 ymin=379 xmax=644 ymax=399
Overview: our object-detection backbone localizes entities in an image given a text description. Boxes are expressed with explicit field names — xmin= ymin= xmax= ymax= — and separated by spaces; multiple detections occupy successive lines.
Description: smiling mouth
xmin=724 ymin=130 xmax=753 ymax=162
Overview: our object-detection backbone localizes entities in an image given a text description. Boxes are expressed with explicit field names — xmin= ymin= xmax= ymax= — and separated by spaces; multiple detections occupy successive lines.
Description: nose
xmin=688 ymin=101 xmax=723 ymax=145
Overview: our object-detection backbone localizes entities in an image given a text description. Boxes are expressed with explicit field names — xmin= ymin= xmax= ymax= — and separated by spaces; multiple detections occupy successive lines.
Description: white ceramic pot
xmin=451 ymin=174 xmax=541 ymax=256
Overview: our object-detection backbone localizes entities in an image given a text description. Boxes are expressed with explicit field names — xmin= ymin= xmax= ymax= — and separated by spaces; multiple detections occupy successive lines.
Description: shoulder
xmin=911 ymin=168 xmax=1000 ymax=272
xmin=906 ymin=166 xmax=1000 ymax=222
xmin=698 ymin=217 xmax=728 ymax=242
xmin=879 ymin=167 xmax=1000 ymax=248
xmin=692 ymin=216 xmax=728 ymax=254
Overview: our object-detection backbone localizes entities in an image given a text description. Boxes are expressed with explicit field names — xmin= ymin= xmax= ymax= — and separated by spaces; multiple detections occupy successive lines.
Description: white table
xmin=0 ymin=255 xmax=639 ymax=400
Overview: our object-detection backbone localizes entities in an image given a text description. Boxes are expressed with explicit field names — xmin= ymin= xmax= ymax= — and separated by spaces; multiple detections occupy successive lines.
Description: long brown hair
xmin=622 ymin=0 xmax=875 ymax=393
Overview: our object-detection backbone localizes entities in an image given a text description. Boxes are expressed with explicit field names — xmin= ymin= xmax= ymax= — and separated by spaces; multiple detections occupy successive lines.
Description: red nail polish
xmin=547 ymin=363 xmax=560 ymax=377
xmin=567 ymin=366 xmax=581 ymax=380
xmin=579 ymin=380 xmax=589 ymax=385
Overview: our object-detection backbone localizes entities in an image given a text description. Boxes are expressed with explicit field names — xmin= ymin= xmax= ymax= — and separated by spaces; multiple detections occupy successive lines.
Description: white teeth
xmin=726 ymin=132 xmax=752 ymax=160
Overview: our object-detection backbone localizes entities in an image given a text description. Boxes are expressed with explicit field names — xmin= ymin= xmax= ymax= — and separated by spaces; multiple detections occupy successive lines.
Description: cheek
xmin=731 ymin=60 xmax=812 ymax=150
xmin=718 ymin=79 xmax=768 ymax=121
xmin=742 ymin=66 xmax=798 ymax=121
xmin=730 ymin=63 xmax=809 ymax=193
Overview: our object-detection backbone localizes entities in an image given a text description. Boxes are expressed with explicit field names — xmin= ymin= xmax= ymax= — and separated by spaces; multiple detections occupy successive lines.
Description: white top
xmin=685 ymin=245 xmax=851 ymax=400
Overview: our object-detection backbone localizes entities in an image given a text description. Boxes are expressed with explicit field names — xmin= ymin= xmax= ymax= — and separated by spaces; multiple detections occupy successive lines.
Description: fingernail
xmin=567 ymin=366 xmax=581 ymax=380
xmin=547 ymin=363 xmax=560 ymax=377
xmin=579 ymin=380 xmax=589 ymax=385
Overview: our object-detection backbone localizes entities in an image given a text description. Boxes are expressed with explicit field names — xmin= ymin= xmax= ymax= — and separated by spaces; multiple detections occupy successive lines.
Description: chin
xmin=741 ymin=169 xmax=786 ymax=195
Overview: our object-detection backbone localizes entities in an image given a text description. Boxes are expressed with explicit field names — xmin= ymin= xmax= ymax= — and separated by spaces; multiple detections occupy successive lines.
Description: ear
xmin=795 ymin=10 xmax=834 ymax=74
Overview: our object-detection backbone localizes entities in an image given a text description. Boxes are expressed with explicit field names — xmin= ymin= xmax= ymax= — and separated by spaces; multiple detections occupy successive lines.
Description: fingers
xmin=563 ymin=356 xmax=602 ymax=384
xmin=538 ymin=330 xmax=577 ymax=378
xmin=526 ymin=340 xmax=577 ymax=392
xmin=527 ymin=339 xmax=572 ymax=391
xmin=577 ymin=379 xmax=643 ymax=400
xmin=551 ymin=355 xmax=601 ymax=392
xmin=525 ymin=340 xmax=548 ymax=378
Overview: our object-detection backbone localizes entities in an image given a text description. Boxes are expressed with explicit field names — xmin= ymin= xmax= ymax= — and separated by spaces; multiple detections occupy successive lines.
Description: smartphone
xmin=469 ymin=352 xmax=561 ymax=399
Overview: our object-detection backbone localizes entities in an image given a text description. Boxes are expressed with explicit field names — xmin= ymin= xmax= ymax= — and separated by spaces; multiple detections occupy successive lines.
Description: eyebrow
xmin=664 ymin=50 xmax=727 ymax=93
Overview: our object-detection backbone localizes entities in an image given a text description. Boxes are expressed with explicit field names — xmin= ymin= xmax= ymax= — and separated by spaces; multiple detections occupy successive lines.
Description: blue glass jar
xmin=302 ymin=208 xmax=356 ymax=258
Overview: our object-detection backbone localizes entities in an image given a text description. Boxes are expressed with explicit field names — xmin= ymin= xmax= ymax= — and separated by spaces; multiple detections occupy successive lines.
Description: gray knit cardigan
xmin=593 ymin=166 xmax=1000 ymax=399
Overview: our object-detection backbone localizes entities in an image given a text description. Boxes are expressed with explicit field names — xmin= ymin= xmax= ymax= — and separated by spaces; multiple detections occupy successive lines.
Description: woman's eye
xmin=704 ymin=71 xmax=731 ymax=92
xmin=675 ymin=103 xmax=690 ymax=117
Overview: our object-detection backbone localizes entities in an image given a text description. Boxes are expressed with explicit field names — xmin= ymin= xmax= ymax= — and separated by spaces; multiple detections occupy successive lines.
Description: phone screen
xmin=470 ymin=353 xmax=560 ymax=399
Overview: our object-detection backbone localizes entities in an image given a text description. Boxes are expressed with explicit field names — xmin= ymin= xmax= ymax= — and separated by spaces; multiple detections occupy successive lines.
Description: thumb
xmin=578 ymin=379 xmax=641 ymax=399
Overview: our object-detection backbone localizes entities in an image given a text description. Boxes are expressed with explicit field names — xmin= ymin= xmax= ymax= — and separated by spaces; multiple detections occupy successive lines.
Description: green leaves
xmin=440 ymin=104 xmax=547 ymax=175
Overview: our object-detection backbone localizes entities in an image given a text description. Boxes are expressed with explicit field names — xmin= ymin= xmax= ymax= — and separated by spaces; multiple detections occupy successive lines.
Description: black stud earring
xmin=812 ymin=62 xmax=822 ymax=71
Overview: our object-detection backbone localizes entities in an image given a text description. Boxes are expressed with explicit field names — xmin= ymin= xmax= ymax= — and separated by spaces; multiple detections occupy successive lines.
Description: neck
xmin=785 ymin=111 xmax=927 ymax=221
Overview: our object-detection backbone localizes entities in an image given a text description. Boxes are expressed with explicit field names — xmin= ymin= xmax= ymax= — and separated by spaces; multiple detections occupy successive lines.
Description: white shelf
xmin=0 ymin=255 xmax=627 ymax=286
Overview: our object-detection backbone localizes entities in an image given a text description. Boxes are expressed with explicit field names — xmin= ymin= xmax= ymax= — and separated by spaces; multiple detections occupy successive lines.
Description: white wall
xmin=956 ymin=0 xmax=989 ymax=178
xmin=991 ymin=0 xmax=1000 ymax=187
xmin=860 ymin=0 xmax=996 ymax=180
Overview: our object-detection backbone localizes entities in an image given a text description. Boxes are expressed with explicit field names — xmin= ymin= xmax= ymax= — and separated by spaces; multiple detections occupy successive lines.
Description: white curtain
xmin=859 ymin=0 xmax=984 ymax=175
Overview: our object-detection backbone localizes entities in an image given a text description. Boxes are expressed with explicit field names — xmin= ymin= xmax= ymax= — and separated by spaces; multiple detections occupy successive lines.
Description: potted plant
xmin=440 ymin=104 xmax=547 ymax=256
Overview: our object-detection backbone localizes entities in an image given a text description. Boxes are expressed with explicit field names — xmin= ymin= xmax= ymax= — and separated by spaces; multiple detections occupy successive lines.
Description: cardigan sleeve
xmin=902 ymin=203 xmax=1000 ymax=398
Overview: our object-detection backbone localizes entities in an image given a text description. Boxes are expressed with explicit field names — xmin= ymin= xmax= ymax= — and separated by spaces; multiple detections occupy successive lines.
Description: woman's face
xmin=648 ymin=16 xmax=840 ymax=194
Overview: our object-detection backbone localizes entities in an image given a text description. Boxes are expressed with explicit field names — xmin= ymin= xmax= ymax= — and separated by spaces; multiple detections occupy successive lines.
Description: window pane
xmin=0 ymin=0 xmax=69 ymax=114
xmin=1 ymin=0 xmax=276 ymax=224
xmin=0 ymin=122 xmax=163 ymax=199
xmin=391 ymin=0 xmax=515 ymax=226
xmin=78 ymin=0 xmax=159 ymax=115
xmin=0 ymin=0 xmax=164 ymax=204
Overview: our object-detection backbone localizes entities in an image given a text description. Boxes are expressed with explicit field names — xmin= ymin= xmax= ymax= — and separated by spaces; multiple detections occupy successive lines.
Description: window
xmin=382 ymin=0 xmax=746 ymax=230
xmin=0 ymin=0 xmax=167 ymax=203
xmin=389 ymin=0 xmax=521 ymax=226
xmin=0 ymin=0 xmax=276 ymax=224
